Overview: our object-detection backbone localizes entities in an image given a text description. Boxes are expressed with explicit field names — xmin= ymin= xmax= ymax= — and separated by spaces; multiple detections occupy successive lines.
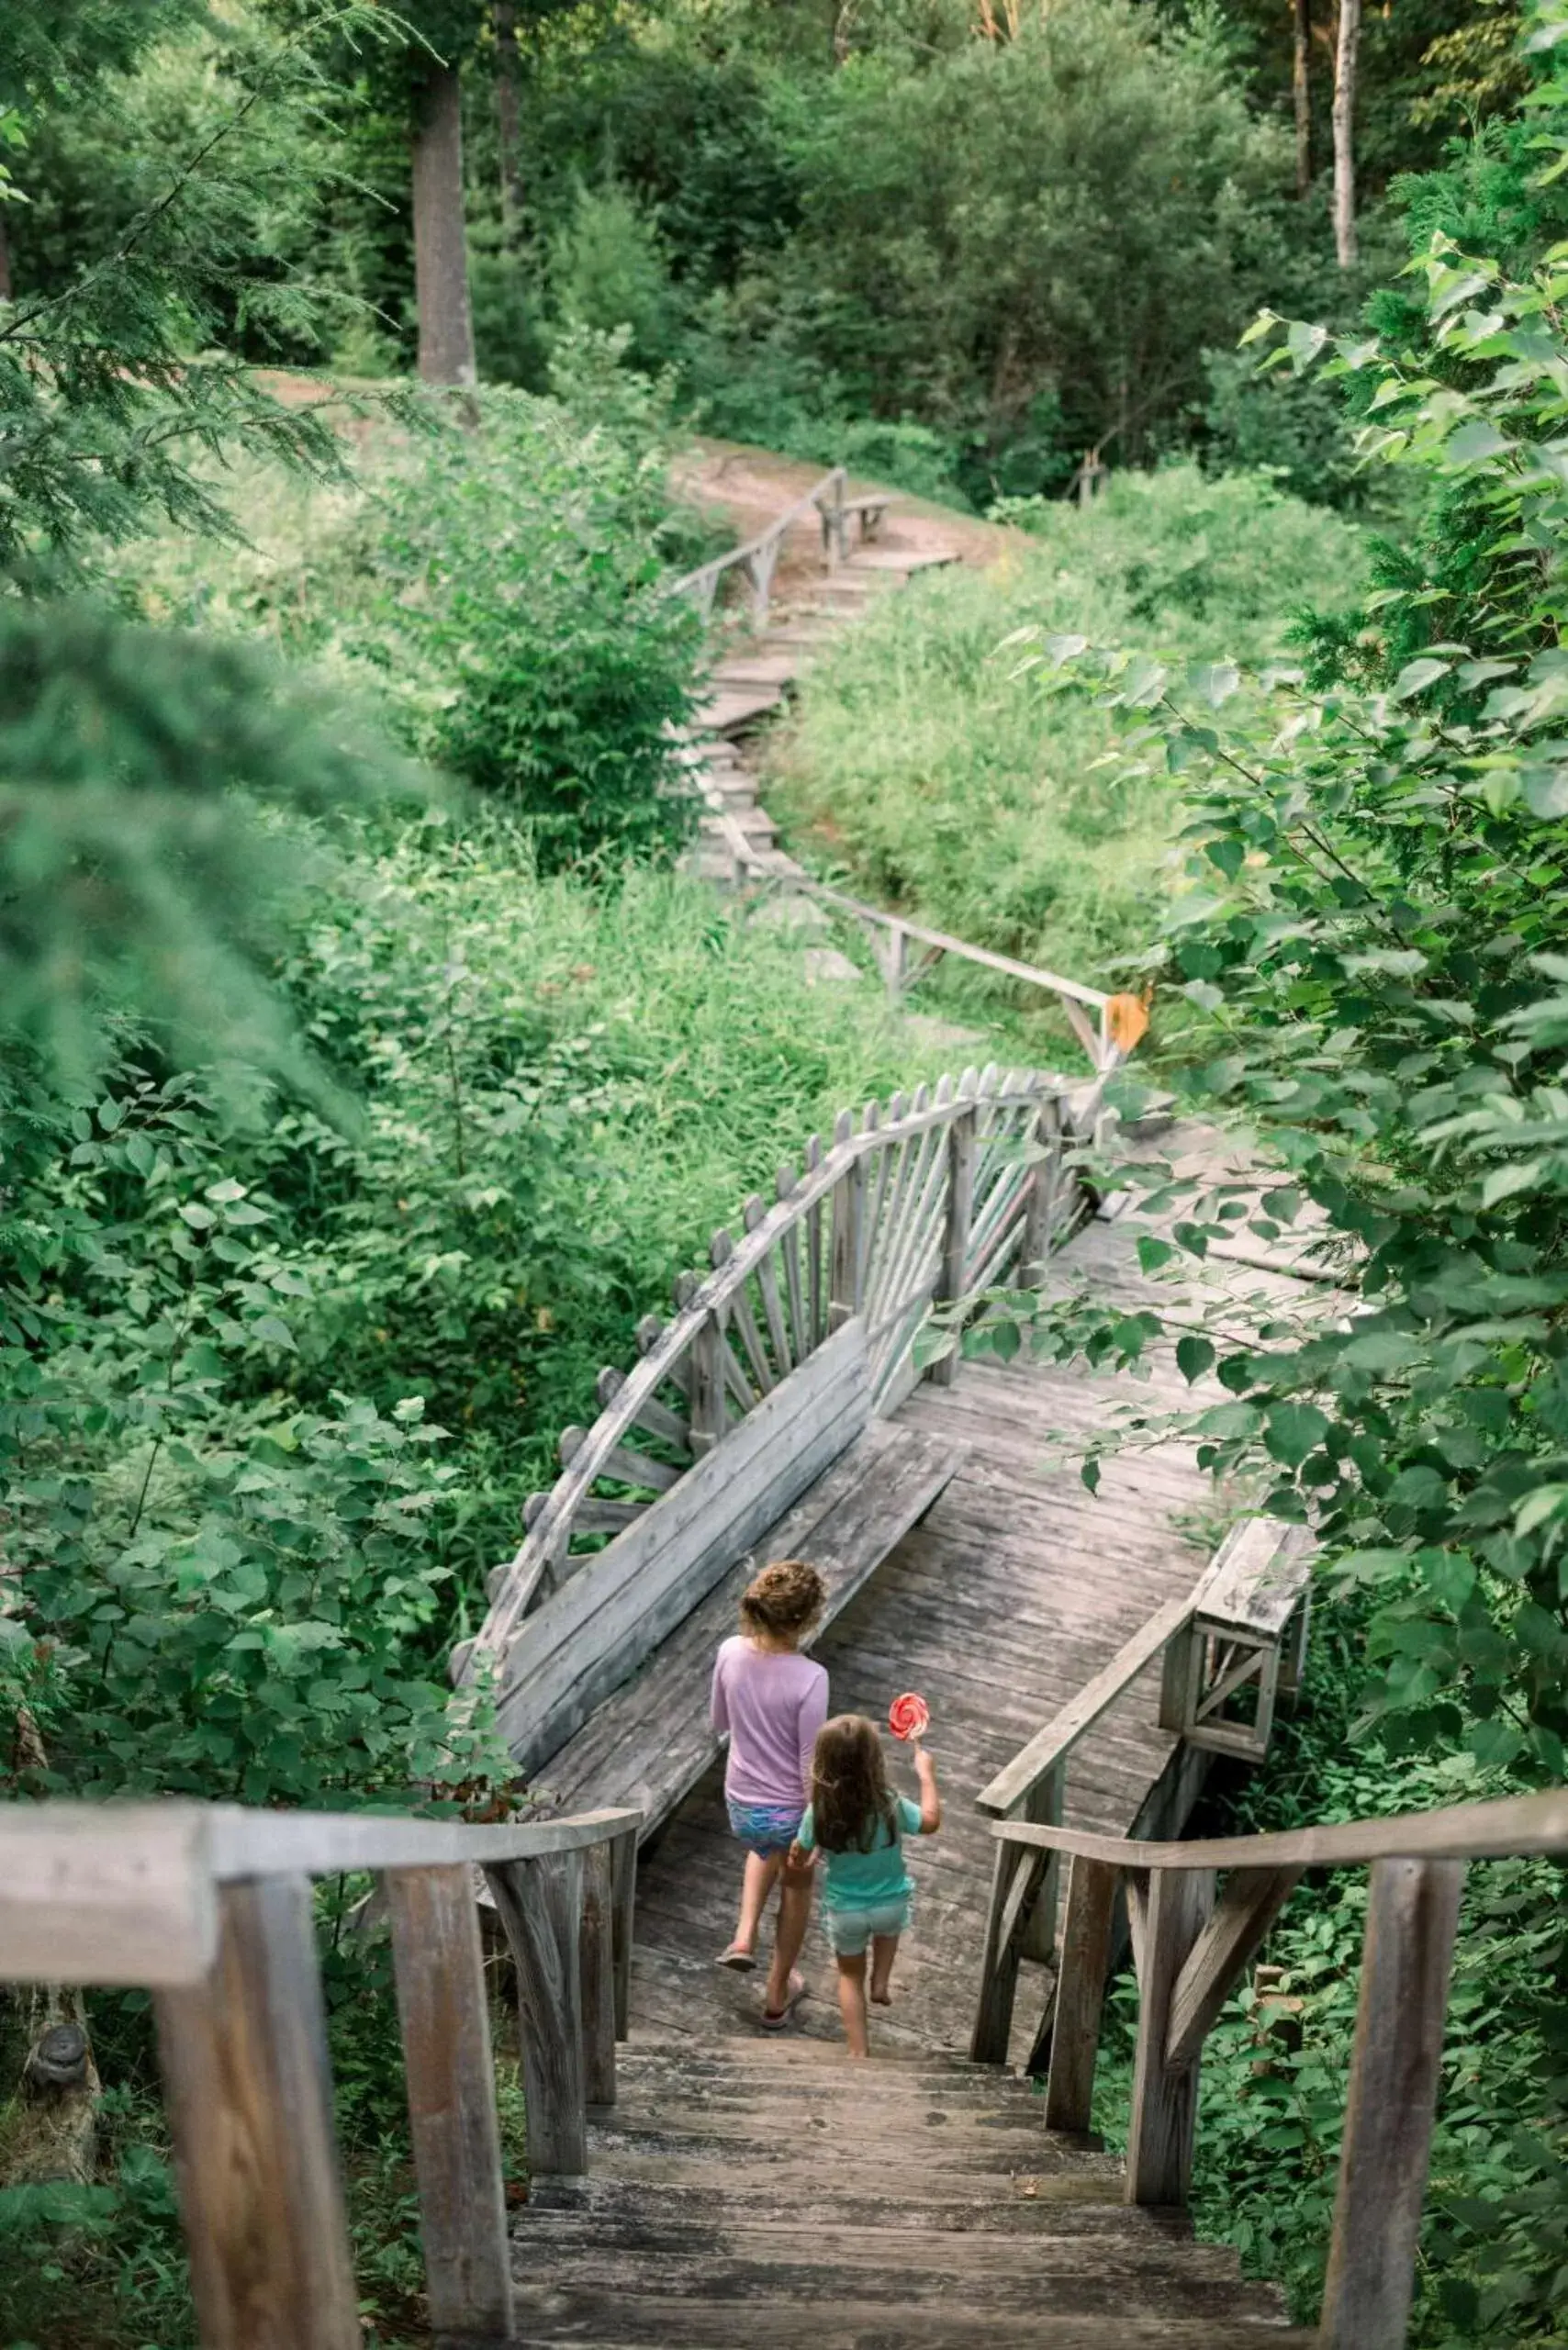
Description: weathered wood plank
xmin=610 ymin=1826 xmax=637 ymax=2042
xmin=1125 ymin=1869 xmax=1215 ymax=2207
xmin=1318 ymin=1857 xmax=1465 ymax=2350
xmin=385 ymin=1863 xmax=513 ymax=2340
xmin=486 ymin=1850 xmax=588 ymax=2177
xmin=153 ymin=1876 xmax=360 ymax=2350
xmin=580 ymin=1839 xmax=617 ymax=2109
xmin=204 ymin=1806 xmax=640 ymax=1881
xmin=496 ymin=1322 xmax=872 ymax=1773
xmin=976 ymin=1594 xmax=1196 ymax=1818
xmin=990 ymin=1785 xmax=1568 ymax=1873
xmin=0 ymin=1803 xmax=217 ymax=1988
xmin=1045 ymin=1856 xmax=1119 ymax=2131
xmin=1164 ymin=1867 xmax=1302 ymax=2071
xmin=931 ymin=1102 xmax=977 ymax=1389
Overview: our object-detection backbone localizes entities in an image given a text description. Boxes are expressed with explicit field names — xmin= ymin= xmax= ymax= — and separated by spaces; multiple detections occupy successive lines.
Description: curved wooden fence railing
xmin=0 ymin=1797 xmax=641 ymax=2350
xmin=455 ymin=1062 xmax=1094 ymax=1697
xmin=670 ymin=464 xmax=850 ymax=627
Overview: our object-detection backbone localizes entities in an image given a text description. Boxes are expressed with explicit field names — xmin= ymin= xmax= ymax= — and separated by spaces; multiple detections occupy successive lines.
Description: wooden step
xmin=527 ymin=2178 xmax=1184 ymax=2237
xmin=507 ymin=2289 xmax=1305 ymax=2345
xmin=692 ymin=685 xmax=786 ymax=736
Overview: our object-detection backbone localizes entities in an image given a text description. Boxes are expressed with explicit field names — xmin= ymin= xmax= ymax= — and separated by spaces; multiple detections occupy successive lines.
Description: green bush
xmin=366 ymin=388 xmax=705 ymax=871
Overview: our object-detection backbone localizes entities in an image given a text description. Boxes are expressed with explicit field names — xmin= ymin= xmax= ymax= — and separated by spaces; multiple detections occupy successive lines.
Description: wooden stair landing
xmin=515 ymin=2039 xmax=1312 ymax=2346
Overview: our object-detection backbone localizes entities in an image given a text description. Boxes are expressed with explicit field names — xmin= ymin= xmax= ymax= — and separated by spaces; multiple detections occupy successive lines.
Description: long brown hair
xmin=811 ymin=1714 xmax=898 ymax=1854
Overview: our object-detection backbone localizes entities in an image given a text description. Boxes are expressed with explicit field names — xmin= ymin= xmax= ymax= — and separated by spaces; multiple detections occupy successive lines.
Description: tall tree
xmin=1332 ymin=0 xmax=1360 ymax=262
xmin=411 ymin=50 xmax=476 ymax=384
xmin=1293 ymin=0 xmax=1312 ymax=195
xmin=494 ymin=0 xmax=523 ymax=230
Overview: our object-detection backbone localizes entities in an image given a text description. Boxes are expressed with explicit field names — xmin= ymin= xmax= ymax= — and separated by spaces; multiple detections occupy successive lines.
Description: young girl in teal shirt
xmin=793 ymin=1712 xmax=942 ymax=2058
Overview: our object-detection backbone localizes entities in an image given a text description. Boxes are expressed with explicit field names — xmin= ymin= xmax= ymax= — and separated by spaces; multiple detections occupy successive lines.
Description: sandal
xmin=715 ymin=1943 xmax=756 ymax=1973
xmin=759 ymin=1970 xmax=807 ymax=2030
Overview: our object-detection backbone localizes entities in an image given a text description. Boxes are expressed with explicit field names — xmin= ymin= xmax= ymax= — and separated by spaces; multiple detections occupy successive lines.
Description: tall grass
xmin=767 ymin=466 xmax=1366 ymax=993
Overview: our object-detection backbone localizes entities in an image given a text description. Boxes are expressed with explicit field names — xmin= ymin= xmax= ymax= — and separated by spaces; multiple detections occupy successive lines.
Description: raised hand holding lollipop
xmin=889 ymin=1690 xmax=930 ymax=1745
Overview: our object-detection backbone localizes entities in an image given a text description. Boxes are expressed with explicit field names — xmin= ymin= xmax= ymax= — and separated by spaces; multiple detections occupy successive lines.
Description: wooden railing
xmin=970 ymin=1517 xmax=1311 ymax=2069
xmin=670 ymin=465 xmax=854 ymax=629
xmin=991 ymin=1789 xmax=1568 ymax=2350
xmin=0 ymin=1798 xmax=640 ymax=2348
xmin=459 ymin=1063 xmax=1101 ymax=1718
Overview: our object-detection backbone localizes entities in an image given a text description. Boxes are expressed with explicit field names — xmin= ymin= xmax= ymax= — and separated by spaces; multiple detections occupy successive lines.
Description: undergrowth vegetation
xmin=767 ymin=468 xmax=1365 ymax=990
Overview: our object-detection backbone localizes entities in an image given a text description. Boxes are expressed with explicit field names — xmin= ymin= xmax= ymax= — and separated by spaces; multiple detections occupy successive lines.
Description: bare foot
xmin=870 ymin=1986 xmax=893 ymax=2007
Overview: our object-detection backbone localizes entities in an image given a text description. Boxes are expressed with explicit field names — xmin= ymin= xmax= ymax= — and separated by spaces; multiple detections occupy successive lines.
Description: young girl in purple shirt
xmin=710 ymin=1558 xmax=828 ymax=2026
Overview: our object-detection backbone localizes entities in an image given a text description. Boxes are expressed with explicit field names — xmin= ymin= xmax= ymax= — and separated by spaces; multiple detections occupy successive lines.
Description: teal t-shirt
xmin=797 ymin=1794 xmax=922 ymax=1911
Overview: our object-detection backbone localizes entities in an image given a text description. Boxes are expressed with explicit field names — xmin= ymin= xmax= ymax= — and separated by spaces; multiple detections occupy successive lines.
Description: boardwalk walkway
xmin=625 ymin=1125 xmax=1323 ymax=2063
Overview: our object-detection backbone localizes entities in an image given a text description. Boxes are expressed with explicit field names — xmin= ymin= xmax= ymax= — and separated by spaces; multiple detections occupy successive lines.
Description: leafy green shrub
xmin=550 ymin=180 xmax=680 ymax=368
xmin=366 ymin=389 xmax=705 ymax=870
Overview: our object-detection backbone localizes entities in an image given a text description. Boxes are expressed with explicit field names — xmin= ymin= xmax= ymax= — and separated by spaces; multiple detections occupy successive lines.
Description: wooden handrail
xmin=464 ymin=1062 xmax=1093 ymax=1690
xmin=0 ymin=1797 xmax=641 ymax=2347
xmin=670 ymin=465 xmax=849 ymax=627
xmin=976 ymin=1592 xmax=1195 ymax=1818
xmin=989 ymin=1784 xmax=1568 ymax=1871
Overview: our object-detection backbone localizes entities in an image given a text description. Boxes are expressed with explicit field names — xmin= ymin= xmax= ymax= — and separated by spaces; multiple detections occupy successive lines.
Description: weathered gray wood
xmin=1019 ymin=1764 xmax=1066 ymax=1965
xmin=1318 ymin=1857 xmax=1465 ymax=2350
xmin=829 ymin=1153 xmax=867 ymax=1330
xmin=529 ymin=1423 xmax=964 ymax=1837
xmin=385 ymin=1864 xmax=513 ymax=2341
xmin=486 ymin=1850 xmax=588 ymax=2177
xmin=610 ymin=1826 xmax=637 ymax=2042
xmin=1164 ymin=1867 xmax=1302 ymax=2071
xmin=596 ymin=1443 xmax=684 ymax=1494
xmin=153 ymin=1875 xmax=360 ymax=2350
xmin=205 ymin=1806 xmax=640 ymax=1881
xmin=1125 ymin=1868 xmax=1215 ymax=2207
xmin=989 ymin=1784 xmax=1568 ymax=1873
xmin=580 ymin=1839 xmax=617 ymax=2109
xmin=778 ymin=1168 xmax=810 ymax=1363
xmin=0 ymin=1803 xmax=217 ymax=1988
xmin=1192 ymin=1518 xmax=1312 ymax=1640
xmin=497 ymin=1322 xmax=871 ymax=1773
xmin=931 ymin=1103 xmax=977 ymax=1388
xmin=596 ymin=1367 xmax=693 ymax=1459
xmin=976 ymin=1593 xmax=1196 ymax=1818
xmin=1045 ymin=1856 xmax=1119 ymax=2132
xmin=688 ymin=1312 xmax=727 ymax=1458
xmin=969 ymin=1777 xmax=1056 ymax=2068
xmin=1021 ymin=1095 xmax=1068 ymax=1286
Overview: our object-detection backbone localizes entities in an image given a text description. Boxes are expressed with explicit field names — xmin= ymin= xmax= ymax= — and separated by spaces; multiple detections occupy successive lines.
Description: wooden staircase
xmin=516 ymin=2033 xmax=1315 ymax=2347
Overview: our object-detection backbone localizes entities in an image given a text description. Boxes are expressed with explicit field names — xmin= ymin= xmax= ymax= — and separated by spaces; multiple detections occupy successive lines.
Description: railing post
xmin=609 ymin=1824 xmax=638 ymax=2042
xmin=828 ymin=1139 xmax=865 ymax=1330
xmin=1125 ymin=1864 xmax=1215 ymax=2207
xmin=689 ymin=1307 xmax=726 ymax=1457
xmin=931 ymin=1092 xmax=978 ymax=1388
xmin=386 ymin=1863 xmax=513 ymax=2343
xmin=969 ymin=1769 xmax=1060 ymax=2067
xmin=153 ymin=1874 xmax=361 ymax=2350
xmin=485 ymin=1850 xmax=588 ymax=2177
xmin=1020 ymin=1094 xmax=1066 ymax=1289
xmin=1044 ymin=1855 xmax=1118 ymax=2132
xmin=1318 ymin=1857 xmax=1464 ymax=2350
xmin=579 ymin=1839 xmax=617 ymax=2109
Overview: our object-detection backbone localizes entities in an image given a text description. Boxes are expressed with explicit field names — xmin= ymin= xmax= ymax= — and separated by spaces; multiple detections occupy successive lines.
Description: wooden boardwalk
xmin=626 ymin=1146 xmax=1323 ymax=2061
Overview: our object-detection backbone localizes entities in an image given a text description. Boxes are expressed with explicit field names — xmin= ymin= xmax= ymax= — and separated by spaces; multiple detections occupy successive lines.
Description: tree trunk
xmin=1332 ymin=0 xmax=1360 ymax=267
xmin=494 ymin=1 xmax=523 ymax=234
xmin=1293 ymin=0 xmax=1312 ymax=196
xmin=411 ymin=62 xmax=477 ymax=388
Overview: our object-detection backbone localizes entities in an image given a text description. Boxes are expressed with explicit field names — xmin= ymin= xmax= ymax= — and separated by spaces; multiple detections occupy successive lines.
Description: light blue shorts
xmin=825 ymin=1897 xmax=913 ymax=1956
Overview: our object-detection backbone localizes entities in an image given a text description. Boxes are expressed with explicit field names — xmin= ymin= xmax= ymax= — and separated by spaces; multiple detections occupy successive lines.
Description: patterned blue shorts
xmin=727 ymin=1799 xmax=804 ymax=1859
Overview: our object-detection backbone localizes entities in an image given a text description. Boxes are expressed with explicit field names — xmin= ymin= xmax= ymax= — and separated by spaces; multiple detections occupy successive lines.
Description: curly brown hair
xmin=738 ymin=1558 xmax=826 ymax=1642
xmin=810 ymin=1714 xmax=897 ymax=1854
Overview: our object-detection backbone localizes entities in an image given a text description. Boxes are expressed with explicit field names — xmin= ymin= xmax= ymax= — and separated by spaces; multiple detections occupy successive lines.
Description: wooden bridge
xmin=5 ymin=481 xmax=1567 ymax=2349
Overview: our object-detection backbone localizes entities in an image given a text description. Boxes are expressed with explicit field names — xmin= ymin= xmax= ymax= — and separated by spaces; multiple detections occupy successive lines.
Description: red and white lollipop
xmin=888 ymin=1691 xmax=930 ymax=1743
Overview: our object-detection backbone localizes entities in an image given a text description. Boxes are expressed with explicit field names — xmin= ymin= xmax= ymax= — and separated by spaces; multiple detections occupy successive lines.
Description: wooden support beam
xmin=931 ymin=1102 xmax=977 ymax=1389
xmin=969 ymin=1768 xmax=1059 ymax=2068
xmin=1019 ymin=1095 xmax=1067 ymax=1287
xmin=688 ymin=1310 xmax=727 ymax=1457
xmin=1318 ymin=1857 xmax=1465 ymax=2350
xmin=828 ymin=1154 xmax=866 ymax=1330
xmin=580 ymin=1840 xmax=617 ymax=2109
xmin=1125 ymin=1866 xmax=1215 ymax=2208
xmin=609 ymin=1826 xmax=637 ymax=2042
xmin=1165 ymin=1866 xmax=1302 ymax=2072
xmin=153 ymin=1876 xmax=360 ymax=2350
xmin=1044 ymin=1855 xmax=1118 ymax=2133
xmin=485 ymin=1851 xmax=588 ymax=2177
xmin=385 ymin=1864 xmax=513 ymax=2343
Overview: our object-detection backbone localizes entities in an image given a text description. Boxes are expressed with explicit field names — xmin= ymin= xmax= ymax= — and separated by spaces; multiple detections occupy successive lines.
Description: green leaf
xmin=251 ymin=1315 xmax=296 ymax=1351
xmin=1392 ymin=656 xmax=1450 ymax=699
xmin=1264 ymin=1400 xmax=1329 ymax=1467
xmin=1444 ymin=419 xmax=1511 ymax=464
xmin=1137 ymin=1237 xmax=1175 ymax=1272
xmin=1176 ymin=1334 xmax=1215 ymax=1383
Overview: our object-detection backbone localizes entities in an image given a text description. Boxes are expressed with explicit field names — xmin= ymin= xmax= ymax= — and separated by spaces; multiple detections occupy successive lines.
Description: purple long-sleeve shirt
xmin=710 ymin=1636 xmax=829 ymax=1811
